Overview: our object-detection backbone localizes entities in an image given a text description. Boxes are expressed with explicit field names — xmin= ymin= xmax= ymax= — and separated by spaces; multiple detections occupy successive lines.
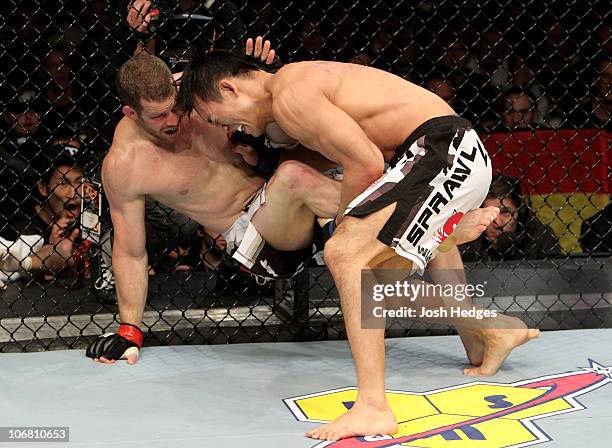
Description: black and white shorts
xmin=345 ymin=116 xmax=492 ymax=274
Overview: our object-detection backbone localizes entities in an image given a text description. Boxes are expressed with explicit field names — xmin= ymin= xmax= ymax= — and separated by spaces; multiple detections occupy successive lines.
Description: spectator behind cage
xmin=0 ymin=228 xmax=77 ymax=290
xmin=497 ymin=87 xmax=537 ymax=131
xmin=460 ymin=174 xmax=561 ymax=262
xmin=0 ymin=144 xmax=86 ymax=288
xmin=433 ymin=35 xmax=498 ymax=126
xmin=466 ymin=29 xmax=512 ymax=88
xmin=580 ymin=203 xmax=612 ymax=254
xmin=423 ymin=76 xmax=456 ymax=108
xmin=570 ymin=57 xmax=612 ymax=131
xmin=33 ymin=145 xmax=85 ymax=235
xmin=1 ymin=89 xmax=49 ymax=158
xmin=40 ymin=47 xmax=94 ymax=132
xmin=1 ymin=90 xmax=51 ymax=234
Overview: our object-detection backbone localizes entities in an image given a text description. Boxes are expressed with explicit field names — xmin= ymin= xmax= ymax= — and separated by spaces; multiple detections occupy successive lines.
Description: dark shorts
xmin=345 ymin=115 xmax=492 ymax=273
xmin=234 ymin=229 xmax=313 ymax=281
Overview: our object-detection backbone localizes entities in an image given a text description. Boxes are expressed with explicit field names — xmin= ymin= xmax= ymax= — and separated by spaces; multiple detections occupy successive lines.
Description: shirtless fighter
xmin=177 ymin=53 xmax=540 ymax=440
xmin=85 ymin=43 xmax=340 ymax=364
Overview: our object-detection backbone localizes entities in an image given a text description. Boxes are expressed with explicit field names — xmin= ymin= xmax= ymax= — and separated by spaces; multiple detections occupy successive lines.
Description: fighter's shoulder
xmin=102 ymin=152 xmax=132 ymax=194
xmin=273 ymin=62 xmax=338 ymax=99
xmin=103 ymin=137 xmax=149 ymax=194
xmin=274 ymin=61 xmax=334 ymax=86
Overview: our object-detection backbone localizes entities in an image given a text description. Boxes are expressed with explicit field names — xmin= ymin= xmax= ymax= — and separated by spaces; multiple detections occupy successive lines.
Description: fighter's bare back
xmin=104 ymin=113 xmax=264 ymax=235
xmin=267 ymin=61 xmax=456 ymax=161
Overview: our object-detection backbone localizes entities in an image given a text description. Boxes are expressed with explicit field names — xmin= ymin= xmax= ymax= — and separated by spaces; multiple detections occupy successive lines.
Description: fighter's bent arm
xmin=273 ymin=84 xmax=385 ymax=220
xmin=101 ymin=159 xmax=148 ymax=327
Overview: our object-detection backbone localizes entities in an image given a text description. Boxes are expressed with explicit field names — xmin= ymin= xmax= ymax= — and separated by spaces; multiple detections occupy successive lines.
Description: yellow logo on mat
xmin=284 ymin=360 xmax=611 ymax=448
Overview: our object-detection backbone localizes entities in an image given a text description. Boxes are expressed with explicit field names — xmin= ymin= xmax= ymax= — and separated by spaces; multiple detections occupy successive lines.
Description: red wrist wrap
xmin=117 ymin=323 xmax=143 ymax=348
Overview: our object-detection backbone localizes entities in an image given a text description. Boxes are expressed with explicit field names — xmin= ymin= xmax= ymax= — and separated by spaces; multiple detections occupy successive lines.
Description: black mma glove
xmin=86 ymin=323 xmax=143 ymax=360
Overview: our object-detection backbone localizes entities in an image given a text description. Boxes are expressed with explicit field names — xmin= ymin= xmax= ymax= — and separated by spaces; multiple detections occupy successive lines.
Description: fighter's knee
xmin=272 ymin=160 xmax=317 ymax=192
xmin=323 ymin=237 xmax=344 ymax=266
xmin=323 ymin=231 xmax=353 ymax=266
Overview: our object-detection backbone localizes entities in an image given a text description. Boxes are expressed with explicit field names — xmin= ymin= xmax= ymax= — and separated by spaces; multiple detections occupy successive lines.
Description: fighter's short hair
xmin=116 ymin=52 xmax=175 ymax=113
xmin=177 ymin=50 xmax=262 ymax=113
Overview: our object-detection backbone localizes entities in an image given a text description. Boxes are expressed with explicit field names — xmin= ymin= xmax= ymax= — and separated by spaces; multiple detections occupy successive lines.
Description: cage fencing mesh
xmin=0 ymin=0 xmax=611 ymax=352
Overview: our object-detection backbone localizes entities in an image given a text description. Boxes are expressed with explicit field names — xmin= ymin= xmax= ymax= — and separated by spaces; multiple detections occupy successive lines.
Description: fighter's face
xmin=136 ymin=96 xmax=182 ymax=143
xmin=483 ymin=197 xmax=518 ymax=241
xmin=194 ymin=95 xmax=265 ymax=137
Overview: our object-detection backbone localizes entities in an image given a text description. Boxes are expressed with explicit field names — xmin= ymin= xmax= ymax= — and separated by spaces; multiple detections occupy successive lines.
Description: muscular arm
xmin=102 ymin=155 xmax=148 ymax=326
xmin=273 ymin=81 xmax=385 ymax=220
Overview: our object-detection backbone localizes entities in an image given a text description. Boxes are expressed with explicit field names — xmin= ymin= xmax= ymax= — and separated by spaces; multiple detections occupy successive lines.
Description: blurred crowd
xmin=0 ymin=0 xmax=610 ymax=293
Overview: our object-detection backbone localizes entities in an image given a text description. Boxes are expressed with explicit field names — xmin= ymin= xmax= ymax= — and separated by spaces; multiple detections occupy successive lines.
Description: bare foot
xmin=306 ymin=401 xmax=398 ymax=441
xmin=458 ymin=329 xmax=484 ymax=366
xmin=463 ymin=320 xmax=540 ymax=376
xmin=438 ymin=207 xmax=499 ymax=252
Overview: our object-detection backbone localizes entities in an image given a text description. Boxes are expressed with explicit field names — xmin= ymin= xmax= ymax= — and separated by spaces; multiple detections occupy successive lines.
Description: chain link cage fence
xmin=0 ymin=0 xmax=611 ymax=352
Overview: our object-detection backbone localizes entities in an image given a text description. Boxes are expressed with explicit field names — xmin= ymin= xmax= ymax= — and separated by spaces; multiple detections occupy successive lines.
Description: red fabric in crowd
xmin=481 ymin=129 xmax=611 ymax=194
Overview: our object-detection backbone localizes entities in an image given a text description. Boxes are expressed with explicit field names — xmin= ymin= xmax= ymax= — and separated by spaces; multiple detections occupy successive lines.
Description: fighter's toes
xmin=464 ymin=363 xmax=503 ymax=376
xmin=445 ymin=206 xmax=500 ymax=247
xmin=317 ymin=428 xmax=334 ymax=441
xmin=306 ymin=427 xmax=324 ymax=439
xmin=329 ymin=430 xmax=343 ymax=441
xmin=464 ymin=366 xmax=488 ymax=376
xmin=306 ymin=403 xmax=397 ymax=441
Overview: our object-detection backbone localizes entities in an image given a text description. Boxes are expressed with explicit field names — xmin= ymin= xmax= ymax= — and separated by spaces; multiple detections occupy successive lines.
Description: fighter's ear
xmin=122 ymin=105 xmax=138 ymax=120
xmin=219 ymin=79 xmax=238 ymax=96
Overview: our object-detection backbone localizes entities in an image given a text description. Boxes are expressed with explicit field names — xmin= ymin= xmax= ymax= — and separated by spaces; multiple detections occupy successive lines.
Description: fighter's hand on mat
xmin=245 ymin=36 xmax=276 ymax=65
xmin=86 ymin=323 xmax=143 ymax=365
xmin=127 ymin=0 xmax=153 ymax=34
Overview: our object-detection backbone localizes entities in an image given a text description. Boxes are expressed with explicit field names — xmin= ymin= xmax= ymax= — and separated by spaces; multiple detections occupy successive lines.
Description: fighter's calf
xmin=250 ymin=160 xmax=339 ymax=251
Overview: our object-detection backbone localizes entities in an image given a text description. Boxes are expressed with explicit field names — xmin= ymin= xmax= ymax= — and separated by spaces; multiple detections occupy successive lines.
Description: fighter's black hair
xmin=177 ymin=49 xmax=274 ymax=113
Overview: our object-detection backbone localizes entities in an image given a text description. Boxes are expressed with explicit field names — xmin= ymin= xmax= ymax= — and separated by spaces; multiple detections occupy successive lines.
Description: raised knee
xmin=272 ymin=160 xmax=317 ymax=192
